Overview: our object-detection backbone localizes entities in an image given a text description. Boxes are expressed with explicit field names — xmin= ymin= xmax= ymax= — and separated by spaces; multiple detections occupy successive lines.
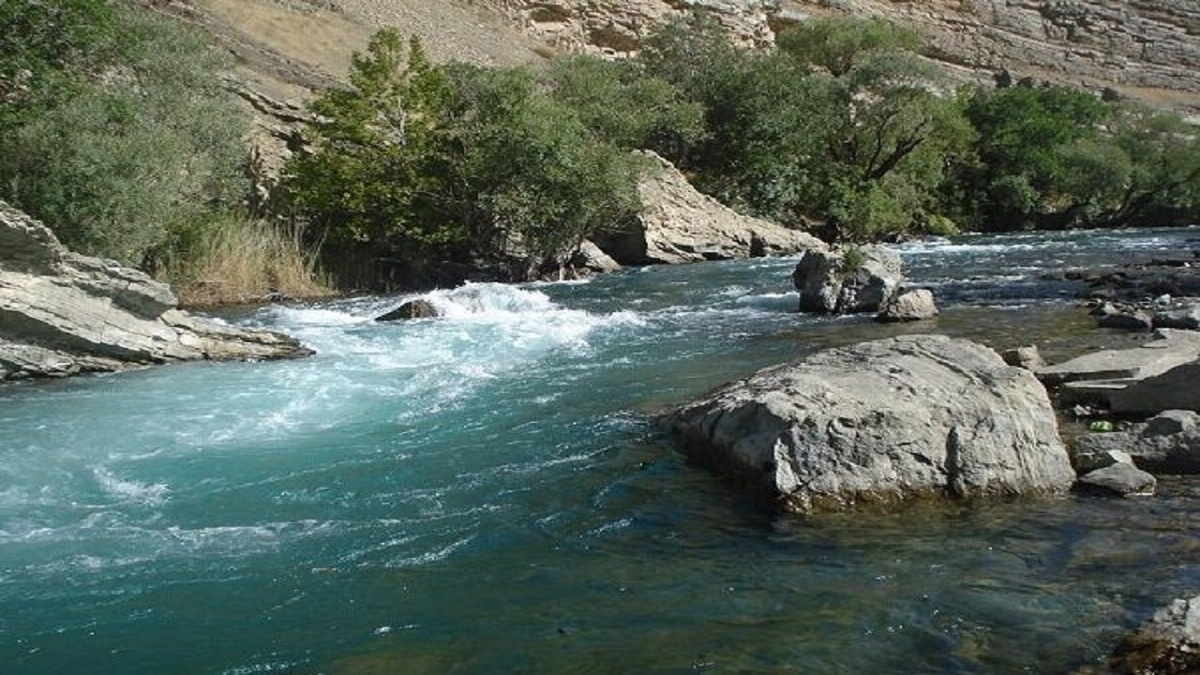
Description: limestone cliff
xmin=0 ymin=201 xmax=312 ymax=382
xmin=776 ymin=0 xmax=1200 ymax=116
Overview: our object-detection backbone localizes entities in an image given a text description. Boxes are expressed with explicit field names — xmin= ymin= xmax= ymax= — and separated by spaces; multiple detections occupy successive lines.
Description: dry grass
xmin=171 ymin=217 xmax=335 ymax=307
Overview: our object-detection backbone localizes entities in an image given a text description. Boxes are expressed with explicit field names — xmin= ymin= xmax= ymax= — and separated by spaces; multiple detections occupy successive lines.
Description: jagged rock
xmin=1096 ymin=302 xmax=1155 ymax=331
xmin=1073 ymin=410 xmax=1200 ymax=474
xmin=498 ymin=0 xmax=777 ymax=56
xmin=664 ymin=335 xmax=1075 ymax=513
xmin=592 ymin=151 xmax=825 ymax=266
xmin=1001 ymin=345 xmax=1046 ymax=370
xmin=1109 ymin=594 xmax=1200 ymax=674
xmin=792 ymin=245 xmax=903 ymax=314
xmin=375 ymin=299 xmax=440 ymax=321
xmin=1076 ymin=463 xmax=1156 ymax=497
xmin=1071 ymin=446 xmax=1136 ymax=474
xmin=570 ymin=239 xmax=622 ymax=275
xmin=0 ymin=201 xmax=311 ymax=382
xmin=877 ymin=288 xmax=938 ymax=322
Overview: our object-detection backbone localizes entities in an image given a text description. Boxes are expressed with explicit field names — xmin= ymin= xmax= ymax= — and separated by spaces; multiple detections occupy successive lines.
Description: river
xmin=2 ymin=228 xmax=1198 ymax=673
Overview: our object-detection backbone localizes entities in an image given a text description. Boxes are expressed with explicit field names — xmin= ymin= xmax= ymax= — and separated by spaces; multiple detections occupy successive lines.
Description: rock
xmin=877 ymin=288 xmax=938 ymax=322
xmin=1001 ymin=345 xmax=1046 ymax=370
xmin=1155 ymin=302 xmax=1200 ymax=330
xmin=1071 ymin=446 xmax=1136 ymax=474
xmin=591 ymin=151 xmax=826 ymax=266
xmin=0 ymin=201 xmax=311 ymax=382
xmin=1037 ymin=330 xmax=1200 ymax=411
xmin=375 ymin=299 xmax=440 ymax=321
xmin=1076 ymin=463 xmax=1156 ymax=497
xmin=1108 ymin=360 xmax=1200 ymax=415
xmin=793 ymin=246 xmax=904 ymax=314
xmin=570 ymin=239 xmax=621 ymax=275
xmin=1074 ymin=411 xmax=1200 ymax=474
xmin=1109 ymin=594 xmax=1200 ymax=674
xmin=1096 ymin=303 xmax=1154 ymax=331
xmin=664 ymin=335 xmax=1075 ymax=513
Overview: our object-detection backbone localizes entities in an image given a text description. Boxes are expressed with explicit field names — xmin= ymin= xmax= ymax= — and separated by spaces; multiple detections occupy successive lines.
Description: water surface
xmin=2 ymin=228 xmax=1198 ymax=673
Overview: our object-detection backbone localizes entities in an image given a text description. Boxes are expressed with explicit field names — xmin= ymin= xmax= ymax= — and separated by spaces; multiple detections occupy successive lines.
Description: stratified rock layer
xmin=666 ymin=335 xmax=1075 ymax=513
xmin=0 ymin=201 xmax=311 ymax=381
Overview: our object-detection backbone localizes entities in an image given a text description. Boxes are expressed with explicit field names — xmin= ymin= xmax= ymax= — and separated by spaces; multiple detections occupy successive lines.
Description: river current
xmin=2 ymin=229 xmax=1199 ymax=673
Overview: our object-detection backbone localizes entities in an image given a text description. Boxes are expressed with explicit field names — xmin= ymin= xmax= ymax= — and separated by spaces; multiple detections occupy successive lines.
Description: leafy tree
xmin=0 ymin=2 xmax=250 ymax=266
xmin=775 ymin=17 xmax=922 ymax=77
xmin=285 ymin=30 xmax=459 ymax=256
xmin=544 ymin=55 xmax=706 ymax=162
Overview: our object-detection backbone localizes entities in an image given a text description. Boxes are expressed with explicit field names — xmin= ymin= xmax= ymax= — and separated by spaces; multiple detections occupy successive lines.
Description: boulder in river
xmin=590 ymin=151 xmax=826 ymax=266
xmin=0 ymin=201 xmax=311 ymax=381
xmin=375 ymin=299 xmax=440 ymax=321
xmin=664 ymin=335 xmax=1075 ymax=513
xmin=877 ymin=288 xmax=938 ymax=322
xmin=1109 ymin=593 xmax=1200 ymax=674
xmin=1075 ymin=462 xmax=1156 ymax=497
xmin=792 ymin=245 xmax=904 ymax=314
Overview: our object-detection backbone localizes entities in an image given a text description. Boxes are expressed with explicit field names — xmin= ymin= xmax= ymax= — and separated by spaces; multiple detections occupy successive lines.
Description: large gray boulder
xmin=793 ymin=245 xmax=904 ymax=314
xmin=1109 ymin=593 xmax=1200 ymax=674
xmin=590 ymin=151 xmax=826 ymax=266
xmin=0 ymin=201 xmax=311 ymax=381
xmin=665 ymin=335 xmax=1075 ymax=513
xmin=877 ymin=288 xmax=938 ymax=322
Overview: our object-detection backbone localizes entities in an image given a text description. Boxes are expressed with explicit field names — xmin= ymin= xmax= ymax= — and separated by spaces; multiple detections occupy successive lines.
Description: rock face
xmin=665 ymin=335 xmax=1075 ymax=513
xmin=778 ymin=0 xmax=1200 ymax=117
xmin=1073 ymin=410 xmax=1200 ymax=475
xmin=497 ymin=0 xmax=777 ymax=55
xmin=1110 ymin=593 xmax=1200 ymax=674
xmin=0 ymin=201 xmax=311 ymax=381
xmin=592 ymin=151 xmax=825 ymax=266
xmin=792 ymin=245 xmax=903 ymax=314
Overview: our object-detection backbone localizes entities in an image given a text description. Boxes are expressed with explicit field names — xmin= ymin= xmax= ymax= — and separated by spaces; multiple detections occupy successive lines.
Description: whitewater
xmin=1 ymin=228 xmax=1198 ymax=672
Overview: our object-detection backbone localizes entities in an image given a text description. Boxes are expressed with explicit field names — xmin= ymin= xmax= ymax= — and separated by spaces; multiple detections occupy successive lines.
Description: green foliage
xmin=776 ymin=17 xmax=922 ymax=77
xmin=284 ymin=33 xmax=643 ymax=283
xmin=286 ymin=30 xmax=459 ymax=253
xmin=544 ymin=55 xmax=706 ymax=161
xmin=0 ymin=1 xmax=251 ymax=267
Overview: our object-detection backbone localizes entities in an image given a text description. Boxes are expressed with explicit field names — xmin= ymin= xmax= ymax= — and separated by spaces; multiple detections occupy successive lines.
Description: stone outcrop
xmin=792 ymin=245 xmax=903 ymax=314
xmin=1037 ymin=329 xmax=1200 ymax=413
xmin=0 ymin=201 xmax=311 ymax=382
xmin=664 ymin=335 xmax=1075 ymax=513
xmin=496 ymin=0 xmax=777 ymax=55
xmin=777 ymin=0 xmax=1200 ymax=117
xmin=1073 ymin=410 xmax=1200 ymax=475
xmin=592 ymin=151 xmax=826 ymax=266
xmin=1109 ymin=593 xmax=1200 ymax=674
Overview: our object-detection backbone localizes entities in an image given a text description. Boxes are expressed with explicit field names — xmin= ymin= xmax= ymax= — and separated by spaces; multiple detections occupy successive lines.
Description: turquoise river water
xmin=2 ymin=229 xmax=1199 ymax=673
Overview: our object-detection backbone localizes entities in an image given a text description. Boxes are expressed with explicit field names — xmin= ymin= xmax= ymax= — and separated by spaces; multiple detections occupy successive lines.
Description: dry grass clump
xmin=170 ymin=216 xmax=334 ymax=307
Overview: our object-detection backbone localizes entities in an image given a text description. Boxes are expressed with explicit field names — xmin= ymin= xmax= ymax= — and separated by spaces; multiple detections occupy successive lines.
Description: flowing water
xmin=2 ymin=228 xmax=1199 ymax=673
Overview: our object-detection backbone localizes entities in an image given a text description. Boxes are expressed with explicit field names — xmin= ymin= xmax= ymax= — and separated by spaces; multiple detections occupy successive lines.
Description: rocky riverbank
xmin=0 ymin=201 xmax=312 ymax=382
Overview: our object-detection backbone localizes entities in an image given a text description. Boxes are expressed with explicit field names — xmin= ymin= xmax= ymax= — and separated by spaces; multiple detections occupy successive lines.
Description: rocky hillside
xmin=143 ymin=0 xmax=1198 ymax=149
xmin=777 ymin=0 xmax=1200 ymax=116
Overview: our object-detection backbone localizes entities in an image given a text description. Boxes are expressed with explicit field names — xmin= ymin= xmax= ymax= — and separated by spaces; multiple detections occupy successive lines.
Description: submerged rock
xmin=792 ymin=246 xmax=904 ymax=314
xmin=664 ymin=335 xmax=1075 ymax=513
xmin=375 ymin=299 xmax=440 ymax=321
xmin=1109 ymin=593 xmax=1200 ymax=674
xmin=0 ymin=201 xmax=311 ymax=382
xmin=591 ymin=151 xmax=825 ymax=266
